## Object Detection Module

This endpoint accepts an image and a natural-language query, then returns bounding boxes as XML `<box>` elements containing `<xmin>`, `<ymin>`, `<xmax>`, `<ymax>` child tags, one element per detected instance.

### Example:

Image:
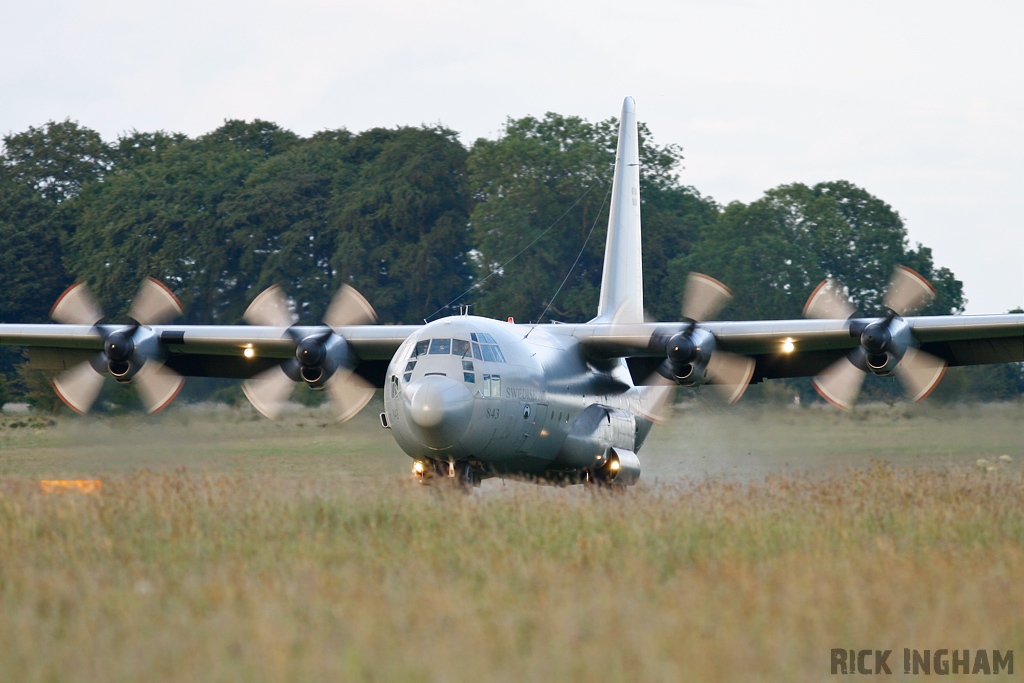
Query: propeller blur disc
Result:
<box><xmin>50</xmin><ymin>282</ymin><xmax>104</xmax><ymax>326</ymax></box>
<box><xmin>134</xmin><ymin>362</ymin><xmax>185</xmax><ymax>414</ymax></box>
<box><xmin>812</xmin><ymin>356</ymin><xmax>867</xmax><ymax>411</ymax></box>
<box><xmin>803</xmin><ymin>278</ymin><xmax>855</xmax><ymax>319</ymax></box>
<box><xmin>638</xmin><ymin>374</ymin><xmax>675</xmax><ymax>422</ymax></box>
<box><xmin>52</xmin><ymin>359</ymin><xmax>105</xmax><ymax>414</ymax></box>
<box><xmin>242</xmin><ymin>365</ymin><xmax>297</xmax><ymax>419</ymax></box>
<box><xmin>244</xmin><ymin>285</ymin><xmax>296</xmax><ymax>328</ymax></box>
<box><xmin>130</xmin><ymin>277</ymin><xmax>183</xmax><ymax>326</ymax></box>
<box><xmin>896</xmin><ymin>347</ymin><xmax>947</xmax><ymax>402</ymax></box>
<box><xmin>324</xmin><ymin>284</ymin><xmax>378</xmax><ymax>328</ymax></box>
<box><xmin>884</xmin><ymin>266</ymin><xmax>936</xmax><ymax>317</ymax></box>
<box><xmin>706</xmin><ymin>351</ymin><xmax>756</xmax><ymax>404</ymax></box>
<box><xmin>682</xmin><ymin>273</ymin><xmax>732</xmax><ymax>322</ymax></box>
<box><xmin>326</xmin><ymin>370</ymin><xmax>375</xmax><ymax>423</ymax></box>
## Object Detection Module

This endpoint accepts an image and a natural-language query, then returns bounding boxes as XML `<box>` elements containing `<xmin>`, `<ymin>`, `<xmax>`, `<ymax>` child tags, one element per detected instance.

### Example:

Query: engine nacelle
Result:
<box><xmin>101</xmin><ymin>325</ymin><xmax>162</xmax><ymax>383</ymax></box>
<box><xmin>596</xmin><ymin>447</ymin><xmax>641</xmax><ymax>486</ymax></box>
<box><xmin>658</xmin><ymin>327</ymin><xmax>717</xmax><ymax>386</ymax></box>
<box><xmin>852</xmin><ymin>316</ymin><xmax>913</xmax><ymax>377</ymax></box>
<box><xmin>553</xmin><ymin>405</ymin><xmax>638</xmax><ymax>472</ymax></box>
<box><xmin>293</xmin><ymin>332</ymin><xmax>356</xmax><ymax>389</ymax></box>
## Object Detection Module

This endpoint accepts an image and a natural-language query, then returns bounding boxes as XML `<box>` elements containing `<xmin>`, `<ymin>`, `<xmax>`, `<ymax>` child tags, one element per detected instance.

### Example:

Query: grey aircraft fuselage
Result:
<box><xmin>383</xmin><ymin>315</ymin><xmax>654</xmax><ymax>482</ymax></box>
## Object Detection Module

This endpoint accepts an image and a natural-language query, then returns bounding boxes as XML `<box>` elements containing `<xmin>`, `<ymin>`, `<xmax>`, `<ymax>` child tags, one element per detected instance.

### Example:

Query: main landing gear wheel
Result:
<box><xmin>583</xmin><ymin>470</ymin><xmax>626</xmax><ymax>492</ymax></box>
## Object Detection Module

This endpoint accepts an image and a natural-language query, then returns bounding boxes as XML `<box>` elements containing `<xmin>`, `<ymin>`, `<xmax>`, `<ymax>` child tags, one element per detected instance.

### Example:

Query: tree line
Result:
<box><xmin>0</xmin><ymin>113</ymin><xmax>1019</xmax><ymax>405</ymax></box>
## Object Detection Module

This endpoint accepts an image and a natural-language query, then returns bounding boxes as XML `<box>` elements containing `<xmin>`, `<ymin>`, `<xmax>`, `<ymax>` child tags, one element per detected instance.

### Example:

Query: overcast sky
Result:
<box><xmin>3</xmin><ymin>0</ymin><xmax>1021</xmax><ymax>314</ymax></box>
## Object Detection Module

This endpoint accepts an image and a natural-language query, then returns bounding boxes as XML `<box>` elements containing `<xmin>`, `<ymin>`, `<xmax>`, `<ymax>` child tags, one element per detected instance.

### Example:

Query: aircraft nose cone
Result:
<box><xmin>407</xmin><ymin>375</ymin><xmax>473</xmax><ymax>449</ymax></box>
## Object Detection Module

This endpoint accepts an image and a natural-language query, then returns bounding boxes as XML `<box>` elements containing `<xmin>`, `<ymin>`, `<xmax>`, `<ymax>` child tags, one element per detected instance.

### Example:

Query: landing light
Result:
<box><xmin>243</xmin><ymin>345</ymin><xmax>255</xmax><ymax>358</ymax></box>
<box><xmin>413</xmin><ymin>461</ymin><xmax>425</xmax><ymax>474</ymax></box>
<box><xmin>610</xmin><ymin>460</ymin><xmax>620</xmax><ymax>471</ymax></box>
<box><xmin>782</xmin><ymin>338</ymin><xmax>795</xmax><ymax>353</ymax></box>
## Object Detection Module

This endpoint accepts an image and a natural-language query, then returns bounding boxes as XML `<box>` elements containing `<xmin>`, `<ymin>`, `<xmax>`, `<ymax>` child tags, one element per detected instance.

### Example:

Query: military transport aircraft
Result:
<box><xmin>2</xmin><ymin>98</ymin><xmax>1022</xmax><ymax>487</ymax></box>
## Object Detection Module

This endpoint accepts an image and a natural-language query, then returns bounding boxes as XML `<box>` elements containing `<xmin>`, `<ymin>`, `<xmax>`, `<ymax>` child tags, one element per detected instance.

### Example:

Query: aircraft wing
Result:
<box><xmin>0</xmin><ymin>323</ymin><xmax>421</xmax><ymax>384</ymax></box>
<box><xmin>573</xmin><ymin>313</ymin><xmax>1024</xmax><ymax>382</ymax></box>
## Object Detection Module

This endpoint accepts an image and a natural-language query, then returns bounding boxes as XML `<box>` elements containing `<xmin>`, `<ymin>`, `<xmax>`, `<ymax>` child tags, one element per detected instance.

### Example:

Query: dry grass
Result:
<box><xmin>0</xmin><ymin>400</ymin><xmax>1021</xmax><ymax>681</ymax></box>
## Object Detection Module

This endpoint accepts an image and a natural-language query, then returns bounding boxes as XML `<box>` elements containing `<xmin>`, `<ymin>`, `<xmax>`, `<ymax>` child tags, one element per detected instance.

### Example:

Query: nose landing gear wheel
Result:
<box><xmin>412</xmin><ymin>459</ymin><xmax>478</xmax><ymax>489</ymax></box>
<box><xmin>411</xmin><ymin>459</ymin><xmax>448</xmax><ymax>483</ymax></box>
<box><xmin>453</xmin><ymin>461</ymin><xmax>475</xmax><ymax>489</ymax></box>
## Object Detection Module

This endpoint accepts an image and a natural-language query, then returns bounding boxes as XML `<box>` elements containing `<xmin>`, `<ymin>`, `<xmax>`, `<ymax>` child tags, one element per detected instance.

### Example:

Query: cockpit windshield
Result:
<box><xmin>412</xmin><ymin>335</ymin><xmax>506</xmax><ymax>362</ymax></box>
<box><xmin>428</xmin><ymin>338</ymin><xmax>451</xmax><ymax>354</ymax></box>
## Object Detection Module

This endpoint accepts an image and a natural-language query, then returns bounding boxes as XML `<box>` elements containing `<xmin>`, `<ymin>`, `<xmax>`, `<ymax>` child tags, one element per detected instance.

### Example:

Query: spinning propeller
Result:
<box><xmin>803</xmin><ymin>266</ymin><xmax>947</xmax><ymax>410</ymax></box>
<box><xmin>49</xmin><ymin>278</ymin><xmax>185</xmax><ymax>414</ymax></box>
<box><xmin>642</xmin><ymin>273</ymin><xmax>755</xmax><ymax>420</ymax></box>
<box><xmin>241</xmin><ymin>284</ymin><xmax>376</xmax><ymax>421</ymax></box>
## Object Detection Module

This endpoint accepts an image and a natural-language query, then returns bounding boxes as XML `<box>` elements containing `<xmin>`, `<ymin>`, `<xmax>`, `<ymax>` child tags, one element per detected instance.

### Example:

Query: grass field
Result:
<box><xmin>1</xmin><ymin>399</ymin><xmax>1022</xmax><ymax>681</ymax></box>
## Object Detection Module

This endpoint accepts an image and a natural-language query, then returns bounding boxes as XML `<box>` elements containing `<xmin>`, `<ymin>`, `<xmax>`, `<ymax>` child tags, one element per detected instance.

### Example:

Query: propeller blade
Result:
<box><xmin>244</xmin><ymin>285</ymin><xmax>296</xmax><ymax>328</ymax></box>
<box><xmin>896</xmin><ymin>347</ymin><xmax>947</xmax><ymax>402</ymax></box>
<box><xmin>242</xmin><ymin>365</ymin><xmax>297</xmax><ymax>419</ymax></box>
<box><xmin>884</xmin><ymin>266</ymin><xmax>935</xmax><ymax>317</ymax></box>
<box><xmin>812</xmin><ymin>356</ymin><xmax>866</xmax><ymax>411</ymax></box>
<box><xmin>52</xmin><ymin>359</ymin><xmax>105</xmax><ymax>414</ymax></box>
<box><xmin>134</xmin><ymin>362</ymin><xmax>185</xmax><ymax>414</ymax></box>
<box><xmin>324</xmin><ymin>284</ymin><xmax>378</xmax><ymax>328</ymax></box>
<box><xmin>682</xmin><ymin>273</ymin><xmax>732</xmax><ymax>322</ymax></box>
<box><xmin>326</xmin><ymin>370</ymin><xmax>375</xmax><ymax>423</ymax></box>
<box><xmin>638</xmin><ymin>373</ymin><xmax>675</xmax><ymax>422</ymax></box>
<box><xmin>50</xmin><ymin>282</ymin><xmax>104</xmax><ymax>326</ymax></box>
<box><xmin>705</xmin><ymin>351</ymin><xmax>755</xmax><ymax>404</ymax></box>
<box><xmin>803</xmin><ymin>278</ymin><xmax>855</xmax><ymax>319</ymax></box>
<box><xmin>129</xmin><ymin>277</ymin><xmax>183</xmax><ymax>326</ymax></box>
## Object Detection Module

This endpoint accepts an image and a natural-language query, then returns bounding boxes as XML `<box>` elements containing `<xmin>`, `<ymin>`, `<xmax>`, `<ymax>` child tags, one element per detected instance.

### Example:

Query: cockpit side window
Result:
<box><xmin>414</xmin><ymin>340</ymin><xmax>429</xmax><ymax>357</ymax></box>
<box><xmin>452</xmin><ymin>339</ymin><xmax>471</xmax><ymax>357</ymax></box>
<box><xmin>470</xmin><ymin>333</ymin><xmax>505</xmax><ymax>363</ymax></box>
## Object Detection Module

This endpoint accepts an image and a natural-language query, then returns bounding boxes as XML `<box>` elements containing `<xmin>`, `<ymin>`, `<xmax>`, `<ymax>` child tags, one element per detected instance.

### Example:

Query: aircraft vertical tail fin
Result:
<box><xmin>595</xmin><ymin>97</ymin><xmax>644</xmax><ymax>324</ymax></box>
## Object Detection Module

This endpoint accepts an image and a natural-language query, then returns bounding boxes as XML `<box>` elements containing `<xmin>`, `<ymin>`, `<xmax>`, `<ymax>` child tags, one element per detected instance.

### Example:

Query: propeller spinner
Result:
<box><xmin>241</xmin><ymin>284</ymin><xmax>376</xmax><ymax>422</ymax></box>
<box><xmin>49</xmin><ymin>278</ymin><xmax>185</xmax><ymax>414</ymax></box>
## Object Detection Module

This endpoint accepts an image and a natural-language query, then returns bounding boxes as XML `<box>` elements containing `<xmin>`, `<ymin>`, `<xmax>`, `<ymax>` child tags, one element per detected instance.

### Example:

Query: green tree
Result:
<box><xmin>676</xmin><ymin>181</ymin><xmax>965</xmax><ymax>321</ymax></box>
<box><xmin>0</xmin><ymin>171</ymin><xmax>69</xmax><ymax>324</ymax></box>
<box><xmin>112</xmin><ymin>130</ymin><xmax>189</xmax><ymax>170</ymax></box>
<box><xmin>327</xmin><ymin>126</ymin><xmax>473</xmax><ymax>324</ymax></box>
<box><xmin>2</xmin><ymin>120</ymin><xmax>110</xmax><ymax>204</ymax></box>
<box><xmin>66</xmin><ymin>121</ymin><xmax>299</xmax><ymax>323</ymax></box>
<box><xmin>0</xmin><ymin>131</ymin><xmax>80</xmax><ymax>397</ymax></box>
<box><xmin>467</xmin><ymin>112</ymin><xmax>714</xmax><ymax>323</ymax></box>
<box><xmin>220</xmin><ymin>129</ymin><xmax>356</xmax><ymax>322</ymax></box>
